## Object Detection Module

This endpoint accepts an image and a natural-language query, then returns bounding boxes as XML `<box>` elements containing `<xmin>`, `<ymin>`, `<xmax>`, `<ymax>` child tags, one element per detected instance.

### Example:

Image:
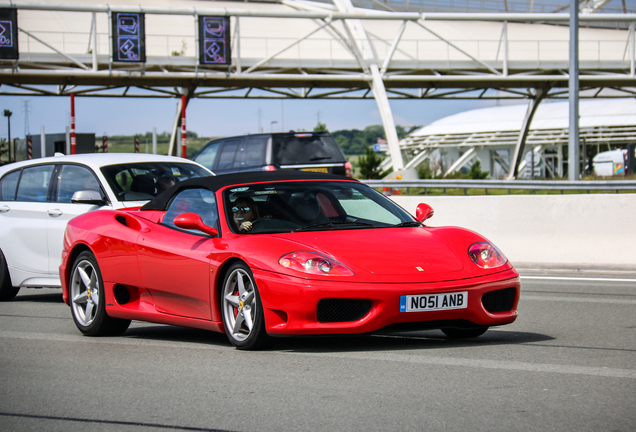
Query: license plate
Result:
<box><xmin>400</xmin><ymin>292</ymin><xmax>468</xmax><ymax>313</ymax></box>
<box><xmin>301</xmin><ymin>167</ymin><xmax>328</xmax><ymax>173</ymax></box>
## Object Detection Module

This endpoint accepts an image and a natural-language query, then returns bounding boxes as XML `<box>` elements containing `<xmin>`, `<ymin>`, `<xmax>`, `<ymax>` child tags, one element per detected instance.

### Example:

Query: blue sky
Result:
<box><xmin>0</xmin><ymin>94</ymin><xmax>507</xmax><ymax>140</ymax></box>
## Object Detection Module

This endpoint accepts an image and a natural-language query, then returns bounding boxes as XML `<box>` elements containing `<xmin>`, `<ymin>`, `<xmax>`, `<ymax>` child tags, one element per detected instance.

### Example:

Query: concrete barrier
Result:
<box><xmin>390</xmin><ymin>194</ymin><xmax>636</xmax><ymax>271</ymax></box>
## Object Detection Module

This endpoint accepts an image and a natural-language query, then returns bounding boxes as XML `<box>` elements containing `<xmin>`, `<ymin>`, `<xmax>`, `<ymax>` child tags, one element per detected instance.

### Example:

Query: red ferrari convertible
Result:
<box><xmin>60</xmin><ymin>171</ymin><xmax>520</xmax><ymax>350</ymax></box>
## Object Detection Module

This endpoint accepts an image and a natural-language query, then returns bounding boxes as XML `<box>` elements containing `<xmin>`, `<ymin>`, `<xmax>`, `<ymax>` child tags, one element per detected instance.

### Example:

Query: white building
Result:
<box><xmin>400</xmin><ymin>99</ymin><xmax>636</xmax><ymax>178</ymax></box>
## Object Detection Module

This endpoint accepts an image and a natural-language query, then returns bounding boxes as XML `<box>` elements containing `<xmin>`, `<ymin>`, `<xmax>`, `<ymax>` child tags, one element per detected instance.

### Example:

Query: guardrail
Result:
<box><xmin>360</xmin><ymin>179</ymin><xmax>636</xmax><ymax>194</ymax></box>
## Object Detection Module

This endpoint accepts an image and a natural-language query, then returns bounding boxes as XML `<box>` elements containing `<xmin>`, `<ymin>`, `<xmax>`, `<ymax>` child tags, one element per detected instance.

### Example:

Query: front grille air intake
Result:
<box><xmin>481</xmin><ymin>287</ymin><xmax>517</xmax><ymax>313</ymax></box>
<box><xmin>317</xmin><ymin>299</ymin><xmax>372</xmax><ymax>323</ymax></box>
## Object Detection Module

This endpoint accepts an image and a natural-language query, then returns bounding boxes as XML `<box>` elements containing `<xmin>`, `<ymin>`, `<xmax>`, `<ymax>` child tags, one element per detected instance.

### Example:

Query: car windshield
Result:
<box><xmin>224</xmin><ymin>181</ymin><xmax>416</xmax><ymax>234</ymax></box>
<box><xmin>101</xmin><ymin>162</ymin><xmax>211</xmax><ymax>202</ymax></box>
<box><xmin>272</xmin><ymin>135</ymin><xmax>346</xmax><ymax>165</ymax></box>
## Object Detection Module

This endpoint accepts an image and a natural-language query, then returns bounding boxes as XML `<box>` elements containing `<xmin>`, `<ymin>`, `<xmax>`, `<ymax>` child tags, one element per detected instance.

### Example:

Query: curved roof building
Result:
<box><xmin>400</xmin><ymin>99</ymin><xmax>636</xmax><ymax>178</ymax></box>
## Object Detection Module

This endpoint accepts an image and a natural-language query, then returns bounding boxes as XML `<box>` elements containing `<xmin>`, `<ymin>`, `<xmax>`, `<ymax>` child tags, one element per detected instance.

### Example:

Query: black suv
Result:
<box><xmin>192</xmin><ymin>131</ymin><xmax>352</xmax><ymax>177</ymax></box>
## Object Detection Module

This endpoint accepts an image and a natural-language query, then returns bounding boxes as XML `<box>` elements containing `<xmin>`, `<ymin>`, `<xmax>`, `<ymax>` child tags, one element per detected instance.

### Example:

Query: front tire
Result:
<box><xmin>442</xmin><ymin>327</ymin><xmax>489</xmax><ymax>339</ymax></box>
<box><xmin>221</xmin><ymin>262</ymin><xmax>271</xmax><ymax>350</ymax></box>
<box><xmin>70</xmin><ymin>251</ymin><xmax>130</xmax><ymax>336</ymax></box>
<box><xmin>0</xmin><ymin>249</ymin><xmax>20</xmax><ymax>301</ymax></box>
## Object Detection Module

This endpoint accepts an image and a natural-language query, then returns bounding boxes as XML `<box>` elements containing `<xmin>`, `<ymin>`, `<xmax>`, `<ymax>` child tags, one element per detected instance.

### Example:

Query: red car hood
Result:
<box><xmin>270</xmin><ymin>227</ymin><xmax>466</xmax><ymax>281</ymax></box>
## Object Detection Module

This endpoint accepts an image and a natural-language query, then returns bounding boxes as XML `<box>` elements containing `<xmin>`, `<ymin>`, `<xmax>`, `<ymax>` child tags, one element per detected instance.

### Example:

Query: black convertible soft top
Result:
<box><xmin>140</xmin><ymin>170</ymin><xmax>359</xmax><ymax>211</ymax></box>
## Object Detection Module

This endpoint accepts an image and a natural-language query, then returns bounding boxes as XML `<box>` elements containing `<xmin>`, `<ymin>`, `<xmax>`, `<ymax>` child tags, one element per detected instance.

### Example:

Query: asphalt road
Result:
<box><xmin>1</xmin><ymin>272</ymin><xmax>635</xmax><ymax>432</ymax></box>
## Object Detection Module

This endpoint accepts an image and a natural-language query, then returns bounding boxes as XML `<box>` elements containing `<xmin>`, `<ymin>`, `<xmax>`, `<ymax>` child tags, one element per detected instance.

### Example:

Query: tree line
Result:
<box><xmin>326</xmin><ymin>124</ymin><xmax>419</xmax><ymax>156</ymax></box>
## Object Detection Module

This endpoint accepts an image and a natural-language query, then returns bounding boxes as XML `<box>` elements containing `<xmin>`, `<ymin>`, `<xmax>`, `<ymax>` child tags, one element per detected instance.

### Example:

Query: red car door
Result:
<box><xmin>137</xmin><ymin>224</ymin><xmax>214</xmax><ymax>321</ymax></box>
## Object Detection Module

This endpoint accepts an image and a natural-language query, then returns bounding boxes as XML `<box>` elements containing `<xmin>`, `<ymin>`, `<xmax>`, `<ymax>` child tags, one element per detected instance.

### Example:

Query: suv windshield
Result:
<box><xmin>101</xmin><ymin>162</ymin><xmax>210</xmax><ymax>201</ymax></box>
<box><xmin>224</xmin><ymin>181</ymin><xmax>415</xmax><ymax>234</ymax></box>
<box><xmin>272</xmin><ymin>134</ymin><xmax>346</xmax><ymax>165</ymax></box>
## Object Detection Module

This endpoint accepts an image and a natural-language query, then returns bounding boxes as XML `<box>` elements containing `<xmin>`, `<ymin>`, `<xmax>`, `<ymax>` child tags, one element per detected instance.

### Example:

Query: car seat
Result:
<box><xmin>130</xmin><ymin>174</ymin><xmax>156</xmax><ymax>195</ymax></box>
<box><xmin>290</xmin><ymin>191</ymin><xmax>329</xmax><ymax>225</ymax></box>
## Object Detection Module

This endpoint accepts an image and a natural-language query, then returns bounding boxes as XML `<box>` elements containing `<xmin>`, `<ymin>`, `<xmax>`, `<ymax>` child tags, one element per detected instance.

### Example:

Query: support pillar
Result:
<box><xmin>40</xmin><ymin>126</ymin><xmax>45</xmax><ymax>158</ymax></box>
<box><xmin>152</xmin><ymin>127</ymin><xmax>157</xmax><ymax>155</ymax></box>
<box><xmin>445</xmin><ymin>147</ymin><xmax>480</xmax><ymax>176</ymax></box>
<box><xmin>181</xmin><ymin>94</ymin><xmax>187</xmax><ymax>158</ymax></box>
<box><xmin>65</xmin><ymin>126</ymin><xmax>70</xmax><ymax>155</ymax></box>
<box><xmin>370</xmin><ymin>65</ymin><xmax>404</xmax><ymax>170</ymax></box>
<box><xmin>168</xmin><ymin>99</ymin><xmax>182</xmax><ymax>157</ymax></box>
<box><xmin>168</xmin><ymin>90</ymin><xmax>194</xmax><ymax>157</ymax></box>
<box><xmin>568</xmin><ymin>1</ymin><xmax>580</xmax><ymax>180</ymax></box>
<box><xmin>70</xmin><ymin>93</ymin><xmax>76</xmax><ymax>154</ymax></box>
<box><xmin>91</xmin><ymin>12</ymin><xmax>98</xmax><ymax>72</ymax></box>
<box><xmin>332</xmin><ymin>0</ymin><xmax>404</xmax><ymax>172</ymax></box>
<box><xmin>507</xmin><ymin>88</ymin><xmax>546</xmax><ymax>179</ymax></box>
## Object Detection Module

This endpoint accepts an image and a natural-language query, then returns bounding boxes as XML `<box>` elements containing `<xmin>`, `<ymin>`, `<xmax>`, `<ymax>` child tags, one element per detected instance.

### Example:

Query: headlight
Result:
<box><xmin>468</xmin><ymin>242</ymin><xmax>507</xmax><ymax>269</ymax></box>
<box><xmin>279</xmin><ymin>251</ymin><xmax>354</xmax><ymax>276</ymax></box>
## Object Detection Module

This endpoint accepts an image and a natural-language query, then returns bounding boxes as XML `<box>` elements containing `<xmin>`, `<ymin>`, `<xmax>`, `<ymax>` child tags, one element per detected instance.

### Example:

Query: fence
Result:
<box><xmin>361</xmin><ymin>179</ymin><xmax>636</xmax><ymax>194</ymax></box>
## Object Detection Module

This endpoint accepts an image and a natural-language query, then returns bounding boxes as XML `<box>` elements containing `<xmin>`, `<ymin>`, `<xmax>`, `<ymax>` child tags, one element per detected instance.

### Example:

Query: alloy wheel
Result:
<box><xmin>222</xmin><ymin>267</ymin><xmax>256</xmax><ymax>342</ymax></box>
<box><xmin>71</xmin><ymin>259</ymin><xmax>100</xmax><ymax>327</ymax></box>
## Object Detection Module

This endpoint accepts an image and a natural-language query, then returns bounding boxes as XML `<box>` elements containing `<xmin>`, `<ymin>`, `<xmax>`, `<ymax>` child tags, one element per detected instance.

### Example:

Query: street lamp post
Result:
<box><xmin>271</xmin><ymin>121</ymin><xmax>278</xmax><ymax>132</ymax></box>
<box><xmin>3</xmin><ymin>110</ymin><xmax>12</xmax><ymax>163</ymax></box>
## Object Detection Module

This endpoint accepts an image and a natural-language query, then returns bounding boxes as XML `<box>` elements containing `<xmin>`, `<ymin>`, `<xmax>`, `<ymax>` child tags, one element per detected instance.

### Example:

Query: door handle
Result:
<box><xmin>47</xmin><ymin>209</ymin><xmax>63</xmax><ymax>216</ymax></box>
<box><xmin>0</xmin><ymin>205</ymin><xmax>9</xmax><ymax>213</ymax></box>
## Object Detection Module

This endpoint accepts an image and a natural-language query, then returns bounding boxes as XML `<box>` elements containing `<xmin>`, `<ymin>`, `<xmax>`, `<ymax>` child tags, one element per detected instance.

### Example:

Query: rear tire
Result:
<box><xmin>69</xmin><ymin>251</ymin><xmax>130</xmax><ymax>336</ymax></box>
<box><xmin>0</xmin><ymin>249</ymin><xmax>20</xmax><ymax>301</ymax></box>
<box><xmin>441</xmin><ymin>327</ymin><xmax>489</xmax><ymax>339</ymax></box>
<box><xmin>221</xmin><ymin>262</ymin><xmax>271</xmax><ymax>350</ymax></box>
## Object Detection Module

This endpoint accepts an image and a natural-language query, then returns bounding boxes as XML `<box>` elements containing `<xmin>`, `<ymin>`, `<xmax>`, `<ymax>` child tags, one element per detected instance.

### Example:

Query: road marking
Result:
<box><xmin>1</xmin><ymin>330</ymin><xmax>634</xmax><ymax>380</ymax></box>
<box><xmin>521</xmin><ymin>294</ymin><xmax>636</xmax><ymax>304</ymax></box>
<box><xmin>288</xmin><ymin>351</ymin><xmax>636</xmax><ymax>379</ymax></box>
<box><xmin>521</xmin><ymin>276</ymin><xmax>636</xmax><ymax>283</ymax></box>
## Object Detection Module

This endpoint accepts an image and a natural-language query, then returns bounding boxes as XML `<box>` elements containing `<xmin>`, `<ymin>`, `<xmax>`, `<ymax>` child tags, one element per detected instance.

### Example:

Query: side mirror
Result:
<box><xmin>71</xmin><ymin>190</ymin><xmax>106</xmax><ymax>206</ymax></box>
<box><xmin>415</xmin><ymin>203</ymin><xmax>434</xmax><ymax>223</ymax></box>
<box><xmin>173</xmin><ymin>212</ymin><xmax>218</xmax><ymax>237</ymax></box>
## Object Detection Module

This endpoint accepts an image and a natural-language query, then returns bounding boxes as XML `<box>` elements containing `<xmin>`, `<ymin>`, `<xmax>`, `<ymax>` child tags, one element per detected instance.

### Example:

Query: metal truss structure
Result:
<box><xmin>1</xmin><ymin>1</ymin><xmax>636</xmax><ymax>175</ymax></box>
<box><xmin>397</xmin><ymin>123</ymin><xmax>636</xmax><ymax>179</ymax></box>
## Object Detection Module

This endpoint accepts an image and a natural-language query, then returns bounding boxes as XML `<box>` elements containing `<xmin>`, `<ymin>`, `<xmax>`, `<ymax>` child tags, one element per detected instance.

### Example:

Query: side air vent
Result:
<box><xmin>317</xmin><ymin>299</ymin><xmax>372</xmax><ymax>323</ymax></box>
<box><xmin>482</xmin><ymin>287</ymin><xmax>516</xmax><ymax>313</ymax></box>
<box><xmin>113</xmin><ymin>284</ymin><xmax>131</xmax><ymax>305</ymax></box>
<box><xmin>114</xmin><ymin>214</ymin><xmax>142</xmax><ymax>231</ymax></box>
<box><xmin>115</xmin><ymin>215</ymin><xmax>128</xmax><ymax>226</ymax></box>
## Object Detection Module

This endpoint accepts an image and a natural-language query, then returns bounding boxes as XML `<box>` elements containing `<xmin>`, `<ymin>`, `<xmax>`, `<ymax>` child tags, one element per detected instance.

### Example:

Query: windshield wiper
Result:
<box><xmin>295</xmin><ymin>221</ymin><xmax>374</xmax><ymax>232</ymax></box>
<box><xmin>309</xmin><ymin>156</ymin><xmax>333</xmax><ymax>161</ymax></box>
<box><xmin>393</xmin><ymin>221</ymin><xmax>422</xmax><ymax>227</ymax></box>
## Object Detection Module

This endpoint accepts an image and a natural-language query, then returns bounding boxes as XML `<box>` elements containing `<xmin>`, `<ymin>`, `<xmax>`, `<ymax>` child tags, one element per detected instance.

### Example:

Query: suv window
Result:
<box><xmin>0</xmin><ymin>170</ymin><xmax>20</xmax><ymax>201</ymax></box>
<box><xmin>194</xmin><ymin>141</ymin><xmax>220</xmax><ymax>171</ymax></box>
<box><xmin>272</xmin><ymin>135</ymin><xmax>345</xmax><ymax>165</ymax></box>
<box><xmin>217</xmin><ymin>139</ymin><xmax>241</xmax><ymax>170</ymax></box>
<box><xmin>235</xmin><ymin>136</ymin><xmax>268</xmax><ymax>169</ymax></box>
<box><xmin>16</xmin><ymin>165</ymin><xmax>54</xmax><ymax>202</ymax></box>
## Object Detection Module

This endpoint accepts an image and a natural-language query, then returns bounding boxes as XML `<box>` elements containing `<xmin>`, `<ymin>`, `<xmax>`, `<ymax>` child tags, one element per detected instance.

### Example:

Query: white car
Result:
<box><xmin>0</xmin><ymin>153</ymin><xmax>214</xmax><ymax>300</ymax></box>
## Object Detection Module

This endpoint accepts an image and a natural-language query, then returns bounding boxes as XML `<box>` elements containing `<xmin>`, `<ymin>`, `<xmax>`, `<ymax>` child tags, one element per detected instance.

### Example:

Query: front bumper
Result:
<box><xmin>254</xmin><ymin>268</ymin><xmax>520</xmax><ymax>336</ymax></box>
